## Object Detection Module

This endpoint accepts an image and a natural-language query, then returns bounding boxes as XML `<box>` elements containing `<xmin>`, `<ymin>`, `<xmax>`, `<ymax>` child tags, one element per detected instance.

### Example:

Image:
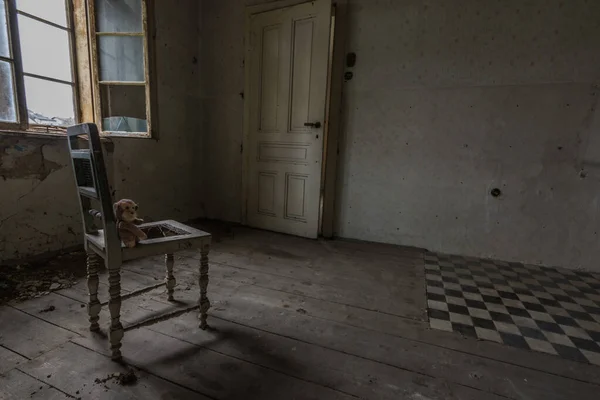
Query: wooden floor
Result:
<box><xmin>1</xmin><ymin>227</ymin><xmax>600</xmax><ymax>399</ymax></box>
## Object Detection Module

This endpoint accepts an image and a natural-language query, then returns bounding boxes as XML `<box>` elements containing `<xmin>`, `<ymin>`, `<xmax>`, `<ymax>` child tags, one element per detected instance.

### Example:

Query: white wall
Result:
<box><xmin>337</xmin><ymin>0</ymin><xmax>600</xmax><ymax>271</ymax></box>
<box><xmin>0</xmin><ymin>1</ymin><xmax>203</xmax><ymax>262</ymax></box>
<box><xmin>199</xmin><ymin>0</ymin><xmax>600</xmax><ymax>271</ymax></box>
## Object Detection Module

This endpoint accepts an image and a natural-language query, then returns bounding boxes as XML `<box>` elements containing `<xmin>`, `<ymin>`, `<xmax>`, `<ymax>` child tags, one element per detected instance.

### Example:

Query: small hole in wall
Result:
<box><xmin>491</xmin><ymin>188</ymin><xmax>502</xmax><ymax>197</ymax></box>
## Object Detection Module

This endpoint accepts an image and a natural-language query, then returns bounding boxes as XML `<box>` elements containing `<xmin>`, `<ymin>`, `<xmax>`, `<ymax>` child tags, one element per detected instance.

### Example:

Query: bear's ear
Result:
<box><xmin>113</xmin><ymin>201</ymin><xmax>121</xmax><ymax>218</ymax></box>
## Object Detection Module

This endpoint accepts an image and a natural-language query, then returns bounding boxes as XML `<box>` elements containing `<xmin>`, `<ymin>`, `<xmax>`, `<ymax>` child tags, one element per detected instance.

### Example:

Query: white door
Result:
<box><xmin>245</xmin><ymin>0</ymin><xmax>332</xmax><ymax>238</ymax></box>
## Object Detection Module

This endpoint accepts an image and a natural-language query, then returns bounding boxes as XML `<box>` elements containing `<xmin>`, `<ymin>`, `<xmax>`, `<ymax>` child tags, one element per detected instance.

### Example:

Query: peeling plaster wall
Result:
<box><xmin>0</xmin><ymin>137</ymin><xmax>81</xmax><ymax>260</ymax></box>
<box><xmin>0</xmin><ymin>0</ymin><xmax>203</xmax><ymax>262</ymax></box>
<box><xmin>200</xmin><ymin>0</ymin><xmax>600</xmax><ymax>271</ymax></box>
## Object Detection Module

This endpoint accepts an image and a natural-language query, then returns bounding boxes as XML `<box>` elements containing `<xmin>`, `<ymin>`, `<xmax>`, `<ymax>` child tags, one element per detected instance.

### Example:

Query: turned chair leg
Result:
<box><xmin>86</xmin><ymin>252</ymin><xmax>101</xmax><ymax>332</ymax></box>
<box><xmin>165</xmin><ymin>253</ymin><xmax>176</xmax><ymax>301</ymax></box>
<box><xmin>199</xmin><ymin>244</ymin><xmax>210</xmax><ymax>329</ymax></box>
<box><xmin>108</xmin><ymin>262</ymin><xmax>124</xmax><ymax>361</ymax></box>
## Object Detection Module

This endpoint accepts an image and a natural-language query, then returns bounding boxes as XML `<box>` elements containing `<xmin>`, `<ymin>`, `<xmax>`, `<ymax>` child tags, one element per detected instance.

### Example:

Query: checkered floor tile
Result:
<box><xmin>425</xmin><ymin>252</ymin><xmax>600</xmax><ymax>366</ymax></box>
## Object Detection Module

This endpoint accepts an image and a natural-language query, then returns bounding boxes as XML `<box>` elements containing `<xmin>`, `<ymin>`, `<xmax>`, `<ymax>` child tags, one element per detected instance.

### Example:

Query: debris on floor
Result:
<box><xmin>116</xmin><ymin>369</ymin><xmax>138</xmax><ymax>385</ymax></box>
<box><xmin>94</xmin><ymin>368</ymin><xmax>138</xmax><ymax>387</ymax></box>
<box><xmin>0</xmin><ymin>250</ymin><xmax>86</xmax><ymax>305</ymax></box>
<box><xmin>39</xmin><ymin>305</ymin><xmax>56</xmax><ymax>313</ymax></box>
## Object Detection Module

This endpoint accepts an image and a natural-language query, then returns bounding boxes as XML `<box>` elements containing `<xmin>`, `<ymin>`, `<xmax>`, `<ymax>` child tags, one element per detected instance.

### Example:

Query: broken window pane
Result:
<box><xmin>0</xmin><ymin>0</ymin><xmax>9</xmax><ymax>58</ymax></box>
<box><xmin>95</xmin><ymin>0</ymin><xmax>142</xmax><ymax>33</ymax></box>
<box><xmin>100</xmin><ymin>84</ymin><xmax>146</xmax><ymax>132</ymax></box>
<box><xmin>25</xmin><ymin>76</ymin><xmax>75</xmax><ymax>126</ymax></box>
<box><xmin>98</xmin><ymin>35</ymin><xmax>144</xmax><ymax>82</ymax></box>
<box><xmin>16</xmin><ymin>0</ymin><xmax>67</xmax><ymax>27</ymax></box>
<box><xmin>0</xmin><ymin>60</ymin><xmax>17</xmax><ymax>122</ymax></box>
<box><xmin>18</xmin><ymin>15</ymin><xmax>73</xmax><ymax>82</ymax></box>
<box><xmin>102</xmin><ymin>115</ymin><xmax>147</xmax><ymax>133</ymax></box>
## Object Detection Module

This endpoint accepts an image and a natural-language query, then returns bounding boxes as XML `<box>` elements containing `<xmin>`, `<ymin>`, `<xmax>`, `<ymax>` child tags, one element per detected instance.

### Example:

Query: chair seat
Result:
<box><xmin>86</xmin><ymin>220</ymin><xmax>211</xmax><ymax>261</ymax></box>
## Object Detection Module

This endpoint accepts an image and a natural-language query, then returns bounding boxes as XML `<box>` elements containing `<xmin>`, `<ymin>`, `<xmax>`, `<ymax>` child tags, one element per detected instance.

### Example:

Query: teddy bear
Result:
<box><xmin>113</xmin><ymin>199</ymin><xmax>147</xmax><ymax>248</ymax></box>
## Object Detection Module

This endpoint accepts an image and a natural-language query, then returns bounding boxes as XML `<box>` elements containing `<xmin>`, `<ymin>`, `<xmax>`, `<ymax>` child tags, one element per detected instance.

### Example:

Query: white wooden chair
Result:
<box><xmin>66</xmin><ymin>123</ymin><xmax>211</xmax><ymax>361</ymax></box>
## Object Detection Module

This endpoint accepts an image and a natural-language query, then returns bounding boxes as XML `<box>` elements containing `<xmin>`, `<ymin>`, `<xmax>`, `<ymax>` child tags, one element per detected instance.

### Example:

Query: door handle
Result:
<box><xmin>304</xmin><ymin>121</ymin><xmax>321</xmax><ymax>129</ymax></box>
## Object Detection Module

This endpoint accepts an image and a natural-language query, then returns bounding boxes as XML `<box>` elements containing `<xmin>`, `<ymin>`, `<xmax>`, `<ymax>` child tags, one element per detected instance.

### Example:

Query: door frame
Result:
<box><xmin>241</xmin><ymin>0</ymin><xmax>347</xmax><ymax>238</ymax></box>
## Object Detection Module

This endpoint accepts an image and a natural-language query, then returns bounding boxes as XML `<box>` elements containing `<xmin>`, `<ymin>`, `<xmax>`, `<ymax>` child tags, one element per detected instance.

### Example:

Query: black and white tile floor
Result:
<box><xmin>425</xmin><ymin>252</ymin><xmax>600</xmax><ymax>366</ymax></box>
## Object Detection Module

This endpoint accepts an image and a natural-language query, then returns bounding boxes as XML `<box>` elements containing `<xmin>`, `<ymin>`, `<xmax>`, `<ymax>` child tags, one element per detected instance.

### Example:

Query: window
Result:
<box><xmin>0</xmin><ymin>0</ymin><xmax>77</xmax><ymax>131</ymax></box>
<box><xmin>0</xmin><ymin>0</ymin><xmax>156</xmax><ymax>137</ymax></box>
<box><xmin>89</xmin><ymin>0</ymin><xmax>154</xmax><ymax>136</ymax></box>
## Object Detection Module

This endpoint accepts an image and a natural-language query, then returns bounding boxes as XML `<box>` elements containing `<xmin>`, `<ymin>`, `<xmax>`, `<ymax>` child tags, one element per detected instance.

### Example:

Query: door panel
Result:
<box><xmin>259</xmin><ymin>25</ymin><xmax>280</xmax><ymax>131</ymax></box>
<box><xmin>289</xmin><ymin>18</ymin><xmax>314</xmax><ymax>131</ymax></box>
<box><xmin>246</xmin><ymin>0</ymin><xmax>331</xmax><ymax>238</ymax></box>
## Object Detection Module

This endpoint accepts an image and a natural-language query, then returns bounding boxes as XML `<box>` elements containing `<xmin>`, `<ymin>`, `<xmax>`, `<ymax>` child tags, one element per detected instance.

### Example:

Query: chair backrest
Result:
<box><xmin>66</xmin><ymin>123</ymin><xmax>121</xmax><ymax>259</ymax></box>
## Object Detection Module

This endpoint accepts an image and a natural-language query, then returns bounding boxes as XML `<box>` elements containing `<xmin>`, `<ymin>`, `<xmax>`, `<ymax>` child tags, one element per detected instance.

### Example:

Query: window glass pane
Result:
<box><xmin>100</xmin><ymin>84</ymin><xmax>146</xmax><ymax>132</ymax></box>
<box><xmin>0</xmin><ymin>60</ymin><xmax>17</xmax><ymax>122</ymax></box>
<box><xmin>95</xmin><ymin>0</ymin><xmax>142</xmax><ymax>33</ymax></box>
<box><xmin>0</xmin><ymin>0</ymin><xmax>10</xmax><ymax>58</ymax></box>
<box><xmin>98</xmin><ymin>35</ymin><xmax>144</xmax><ymax>81</ymax></box>
<box><xmin>18</xmin><ymin>15</ymin><xmax>73</xmax><ymax>82</ymax></box>
<box><xmin>103</xmin><ymin>116</ymin><xmax>147</xmax><ymax>133</ymax></box>
<box><xmin>16</xmin><ymin>0</ymin><xmax>67</xmax><ymax>27</ymax></box>
<box><xmin>25</xmin><ymin>76</ymin><xmax>75</xmax><ymax>126</ymax></box>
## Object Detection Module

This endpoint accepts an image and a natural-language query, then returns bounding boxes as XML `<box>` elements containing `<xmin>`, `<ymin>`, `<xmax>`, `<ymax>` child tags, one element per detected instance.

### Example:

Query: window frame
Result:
<box><xmin>0</xmin><ymin>0</ymin><xmax>80</xmax><ymax>133</ymax></box>
<box><xmin>87</xmin><ymin>0</ymin><xmax>157</xmax><ymax>138</ymax></box>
